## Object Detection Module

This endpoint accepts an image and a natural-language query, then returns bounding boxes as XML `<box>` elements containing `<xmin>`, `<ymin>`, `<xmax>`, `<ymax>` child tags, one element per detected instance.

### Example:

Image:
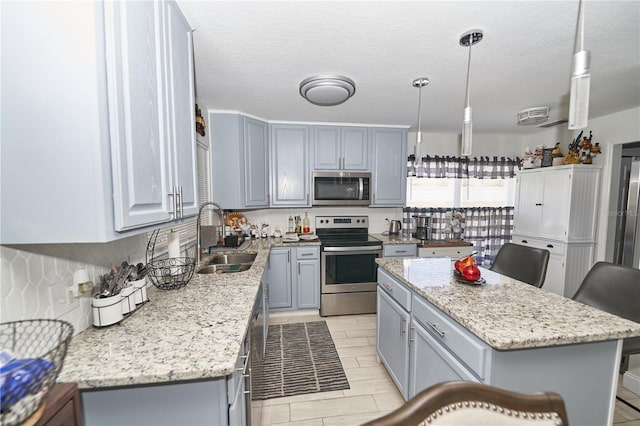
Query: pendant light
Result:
<box><xmin>568</xmin><ymin>0</ymin><xmax>590</xmax><ymax>129</ymax></box>
<box><xmin>412</xmin><ymin>77</ymin><xmax>429</xmax><ymax>158</ymax></box>
<box><xmin>459</xmin><ymin>29</ymin><xmax>483</xmax><ymax>157</ymax></box>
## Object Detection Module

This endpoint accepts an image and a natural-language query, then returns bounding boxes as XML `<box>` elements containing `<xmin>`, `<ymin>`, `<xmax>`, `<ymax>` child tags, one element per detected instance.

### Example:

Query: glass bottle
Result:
<box><xmin>295</xmin><ymin>216</ymin><xmax>302</xmax><ymax>235</ymax></box>
<box><xmin>288</xmin><ymin>216</ymin><xmax>294</xmax><ymax>233</ymax></box>
<box><xmin>302</xmin><ymin>212</ymin><xmax>310</xmax><ymax>234</ymax></box>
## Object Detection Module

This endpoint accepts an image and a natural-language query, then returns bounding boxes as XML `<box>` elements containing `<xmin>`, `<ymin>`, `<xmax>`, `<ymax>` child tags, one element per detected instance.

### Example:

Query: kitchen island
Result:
<box><xmin>375</xmin><ymin>257</ymin><xmax>640</xmax><ymax>425</ymax></box>
<box><xmin>57</xmin><ymin>238</ymin><xmax>319</xmax><ymax>426</ymax></box>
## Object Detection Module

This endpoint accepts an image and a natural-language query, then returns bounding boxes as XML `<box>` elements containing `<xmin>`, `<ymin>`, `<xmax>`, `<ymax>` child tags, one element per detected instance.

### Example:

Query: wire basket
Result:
<box><xmin>0</xmin><ymin>319</ymin><xmax>73</xmax><ymax>426</ymax></box>
<box><xmin>147</xmin><ymin>257</ymin><xmax>196</xmax><ymax>290</ymax></box>
<box><xmin>146</xmin><ymin>229</ymin><xmax>196</xmax><ymax>290</ymax></box>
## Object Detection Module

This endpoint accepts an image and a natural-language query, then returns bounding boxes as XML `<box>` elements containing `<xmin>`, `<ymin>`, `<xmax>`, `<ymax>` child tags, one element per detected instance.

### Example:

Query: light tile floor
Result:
<box><xmin>252</xmin><ymin>312</ymin><xmax>640</xmax><ymax>426</ymax></box>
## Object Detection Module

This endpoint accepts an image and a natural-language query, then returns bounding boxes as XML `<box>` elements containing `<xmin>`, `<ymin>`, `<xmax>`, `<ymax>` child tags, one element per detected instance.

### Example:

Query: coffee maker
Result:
<box><xmin>413</xmin><ymin>216</ymin><xmax>431</xmax><ymax>243</ymax></box>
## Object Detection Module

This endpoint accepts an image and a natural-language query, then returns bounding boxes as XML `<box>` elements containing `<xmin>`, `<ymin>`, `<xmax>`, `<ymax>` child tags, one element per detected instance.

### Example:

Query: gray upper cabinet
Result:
<box><xmin>370</xmin><ymin>128</ymin><xmax>408</xmax><ymax>207</ymax></box>
<box><xmin>313</xmin><ymin>126</ymin><xmax>369</xmax><ymax>171</ymax></box>
<box><xmin>270</xmin><ymin>124</ymin><xmax>311</xmax><ymax>206</ymax></box>
<box><xmin>109</xmin><ymin>0</ymin><xmax>197</xmax><ymax>230</ymax></box>
<box><xmin>209</xmin><ymin>114</ymin><xmax>269</xmax><ymax>209</ymax></box>
<box><xmin>0</xmin><ymin>1</ymin><xmax>195</xmax><ymax>243</ymax></box>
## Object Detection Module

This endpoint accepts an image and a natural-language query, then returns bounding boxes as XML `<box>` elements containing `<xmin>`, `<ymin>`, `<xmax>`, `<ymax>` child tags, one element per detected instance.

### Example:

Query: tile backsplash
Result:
<box><xmin>1</xmin><ymin>234</ymin><xmax>148</xmax><ymax>334</ymax></box>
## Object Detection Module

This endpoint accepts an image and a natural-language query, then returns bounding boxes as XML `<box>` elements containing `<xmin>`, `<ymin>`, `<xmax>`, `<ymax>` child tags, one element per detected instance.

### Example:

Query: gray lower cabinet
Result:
<box><xmin>370</xmin><ymin>128</ymin><xmax>408</xmax><ymax>207</ymax></box>
<box><xmin>209</xmin><ymin>113</ymin><xmax>269</xmax><ymax>209</ymax></box>
<box><xmin>376</xmin><ymin>287</ymin><xmax>410</xmax><ymax>400</ymax></box>
<box><xmin>382</xmin><ymin>243</ymin><xmax>417</xmax><ymax>258</ymax></box>
<box><xmin>296</xmin><ymin>247</ymin><xmax>320</xmax><ymax>309</ymax></box>
<box><xmin>268</xmin><ymin>248</ymin><xmax>293</xmax><ymax>309</ymax></box>
<box><xmin>270</xmin><ymin>124</ymin><xmax>311</xmax><ymax>206</ymax></box>
<box><xmin>269</xmin><ymin>246</ymin><xmax>320</xmax><ymax>310</ymax></box>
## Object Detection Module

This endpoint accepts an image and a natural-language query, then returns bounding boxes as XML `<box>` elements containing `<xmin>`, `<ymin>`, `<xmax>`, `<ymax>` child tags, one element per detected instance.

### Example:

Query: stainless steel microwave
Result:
<box><xmin>312</xmin><ymin>172</ymin><xmax>371</xmax><ymax>206</ymax></box>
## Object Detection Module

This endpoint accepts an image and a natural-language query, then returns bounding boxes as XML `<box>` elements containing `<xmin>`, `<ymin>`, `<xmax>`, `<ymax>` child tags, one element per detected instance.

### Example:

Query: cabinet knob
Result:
<box><xmin>521</xmin><ymin>240</ymin><xmax>528</xmax><ymax>244</ymax></box>
<box><xmin>546</xmin><ymin>244</ymin><xmax>554</xmax><ymax>248</ymax></box>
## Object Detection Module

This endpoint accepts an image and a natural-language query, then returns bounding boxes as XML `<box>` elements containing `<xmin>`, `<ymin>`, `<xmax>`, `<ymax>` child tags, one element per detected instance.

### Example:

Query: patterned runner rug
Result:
<box><xmin>251</xmin><ymin>321</ymin><xmax>350</xmax><ymax>400</ymax></box>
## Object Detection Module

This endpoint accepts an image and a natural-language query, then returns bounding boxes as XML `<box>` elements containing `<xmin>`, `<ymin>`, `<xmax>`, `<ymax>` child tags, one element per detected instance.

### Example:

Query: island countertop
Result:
<box><xmin>58</xmin><ymin>238</ymin><xmax>320</xmax><ymax>389</ymax></box>
<box><xmin>376</xmin><ymin>257</ymin><xmax>640</xmax><ymax>351</ymax></box>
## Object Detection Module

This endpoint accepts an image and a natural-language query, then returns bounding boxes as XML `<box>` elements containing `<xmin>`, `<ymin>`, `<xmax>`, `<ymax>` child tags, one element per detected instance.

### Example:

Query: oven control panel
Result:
<box><xmin>316</xmin><ymin>216</ymin><xmax>369</xmax><ymax>229</ymax></box>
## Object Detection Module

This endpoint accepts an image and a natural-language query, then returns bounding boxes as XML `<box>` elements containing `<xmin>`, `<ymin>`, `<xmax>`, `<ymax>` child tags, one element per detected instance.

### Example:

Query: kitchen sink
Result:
<box><xmin>208</xmin><ymin>253</ymin><xmax>257</xmax><ymax>265</ymax></box>
<box><xmin>197</xmin><ymin>252</ymin><xmax>257</xmax><ymax>274</ymax></box>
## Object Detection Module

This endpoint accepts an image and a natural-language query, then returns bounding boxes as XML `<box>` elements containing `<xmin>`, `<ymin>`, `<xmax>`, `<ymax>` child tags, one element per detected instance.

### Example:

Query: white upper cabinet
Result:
<box><xmin>209</xmin><ymin>113</ymin><xmax>269</xmax><ymax>209</ymax></box>
<box><xmin>313</xmin><ymin>126</ymin><xmax>369</xmax><ymax>171</ymax></box>
<box><xmin>370</xmin><ymin>128</ymin><xmax>408</xmax><ymax>207</ymax></box>
<box><xmin>0</xmin><ymin>1</ymin><xmax>195</xmax><ymax>243</ymax></box>
<box><xmin>513</xmin><ymin>165</ymin><xmax>601</xmax><ymax>242</ymax></box>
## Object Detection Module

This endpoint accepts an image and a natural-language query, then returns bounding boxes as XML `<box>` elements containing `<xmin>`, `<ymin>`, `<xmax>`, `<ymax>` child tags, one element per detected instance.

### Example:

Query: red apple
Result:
<box><xmin>462</xmin><ymin>265</ymin><xmax>481</xmax><ymax>282</ymax></box>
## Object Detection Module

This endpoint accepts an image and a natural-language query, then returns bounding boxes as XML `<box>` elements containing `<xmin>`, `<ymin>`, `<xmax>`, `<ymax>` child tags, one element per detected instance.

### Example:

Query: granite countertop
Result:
<box><xmin>58</xmin><ymin>238</ymin><xmax>320</xmax><ymax>389</ymax></box>
<box><xmin>376</xmin><ymin>257</ymin><xmax>640</xmax><ymax>351</ymax></box>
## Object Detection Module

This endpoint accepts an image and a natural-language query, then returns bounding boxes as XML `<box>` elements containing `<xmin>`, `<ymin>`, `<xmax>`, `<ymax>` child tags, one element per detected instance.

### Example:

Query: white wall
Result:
<box><xmin>409</xmin><ymin>131</ymin><xmax>527</xmax><ymax>158</ymax></box>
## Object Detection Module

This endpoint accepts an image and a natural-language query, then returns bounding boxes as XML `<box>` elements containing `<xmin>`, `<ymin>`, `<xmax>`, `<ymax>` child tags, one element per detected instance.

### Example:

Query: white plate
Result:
<box><xmin>299</xmin><ymin>234</ymin><xmax>318</xmax><ymax>241</ymax></box>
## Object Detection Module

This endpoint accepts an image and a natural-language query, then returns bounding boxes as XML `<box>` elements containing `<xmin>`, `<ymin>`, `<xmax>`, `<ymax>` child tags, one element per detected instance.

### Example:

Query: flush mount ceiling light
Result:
<box><xmin>459</xmin><ymin>29</ymin><xmax>483</xmax><ymax>157</ymax></box>
<box><xmin>517</xmin><ymin>107</ymin><xmax>550</xmax><ymax>125</ymax></box>
<box><xmin>299</xmin><ymin>74</ymin><xmax>356</xmax><ymax>106</ymax></box>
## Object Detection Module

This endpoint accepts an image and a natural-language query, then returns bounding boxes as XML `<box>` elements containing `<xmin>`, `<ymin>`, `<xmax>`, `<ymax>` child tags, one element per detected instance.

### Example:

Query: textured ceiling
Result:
<box><xmin>178</xmin><ymin>1</ymin><xmax>640</xmax><ymax>134</ymax></box>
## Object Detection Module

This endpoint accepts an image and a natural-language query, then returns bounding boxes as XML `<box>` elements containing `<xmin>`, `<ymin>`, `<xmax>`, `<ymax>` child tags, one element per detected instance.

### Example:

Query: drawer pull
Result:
<box><xmin>383</xmin><ymin>283</ymin><xmax>393</xmax><ymax>293</ymax></box>
<box><xmin>409</xmin><ymin>326</ymin><xmax>415</xmax><ymax>345</ymax></box>
<box><xmin>427</xmin><ymin>321</ymin><xmax>446</xmax><ymax>338</ymax></box>
<box><xmin>396</xmin><ymin>250</ymin><xmax>407</xmax><ymax>254</ymax></box>
<box><xmin>300</xmin><ymin>253</ymin><xmax>314</xmax><ymax>256</ymax></box>
<box><xmin>535</xmin><ymin>203</ymin><xmax>543</xmax><ymax>206</ymax></box>
<box><xmin>521</xmin><ymin>240</ymin><xmax>528</xmax><ymax>244</ymax></box>
<box><xmin>546</xmin><ymin>244</ymin><xmax>554</xmax><ymax>248</ymax></box>
<box><xmin>400</xmin><ymin>317</ymin><xmax>406</xmax><ymax>335</ymax></box>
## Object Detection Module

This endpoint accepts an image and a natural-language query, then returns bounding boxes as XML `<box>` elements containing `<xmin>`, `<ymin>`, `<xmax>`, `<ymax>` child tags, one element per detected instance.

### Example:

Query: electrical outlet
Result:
<box><xmin>49</xmin><ymin>281</ymin><xmax>79</xmax><ymax>318</ymax></box>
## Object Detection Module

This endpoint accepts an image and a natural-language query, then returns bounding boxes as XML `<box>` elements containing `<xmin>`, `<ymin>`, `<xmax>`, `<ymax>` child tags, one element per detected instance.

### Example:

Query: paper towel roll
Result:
<box><xmin>168</xmin><ymin>230</ymin><xmax>181</xmax><ymax>259</ymax></box>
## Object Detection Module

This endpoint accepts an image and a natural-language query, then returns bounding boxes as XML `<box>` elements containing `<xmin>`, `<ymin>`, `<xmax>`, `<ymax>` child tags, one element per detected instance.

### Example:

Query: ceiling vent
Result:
<box><xmin>538</xmin><ymin>119</ymin><xmax>569</xmax><ymax>128</ymax></box>
<box><xmin>517</xmin><ymin>107</ymin><xmax>550</xmax><ymax>125</ymax></box>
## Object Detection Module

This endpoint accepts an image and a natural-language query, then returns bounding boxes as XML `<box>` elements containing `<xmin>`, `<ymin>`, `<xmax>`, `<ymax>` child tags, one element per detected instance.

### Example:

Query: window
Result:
<box><xmin>407</xmin><ymin>177</ymin><xmax>515</xmax><ymax>208</ymax></box>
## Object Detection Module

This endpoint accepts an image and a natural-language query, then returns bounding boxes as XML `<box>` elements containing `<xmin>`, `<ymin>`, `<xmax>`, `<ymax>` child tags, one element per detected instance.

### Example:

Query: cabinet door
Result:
<box><xmin>106</xmin><ymin>0</ymin><xmax>172</xmax><ymax>230</ymax></box>
<box><xmin>341</xmin><ymin>127</ymin><xmax>369</xmax><ymax>170</ymax></box>
<box><xmin>164</xmin><ymin>1</ymin><xmax>198</xmax><ymax>218</ymax></box>
<box><xmin>513</xmin><ymin>173</ymin><xmax>542</xmax><ymax>236</ymax></box>
<box><xmin>370</xmin><ymin>128</ymin><xmax>407</xmax><ymax>206</ymax></box>
<box><xmin>377</xmin><ymin>287</ymin><xmax>410</xmax><ymax>400</ymax></box>
<box><xmin>243</xmin><ymin>117</ymin><xmax>269</xmax><ymax>207</ymax></box>
<box><xmin>270</xmin><ymin>125</ymin><xmax>310</xmax><ymax>206</ymax></box>
<box><xmin>409</xmin><ymin>321</ymin><xmax>478</xmax><ymax>399</ymax></box>
<box><xmin>296</xmin><ymin>259</ymin><xmax>320</xmax><ymax>309</ymax></box>
<box><xmin>539</xmin><ymin>169</ymin><xmax>571</xmax><ymax>240</ymax></box>
<box><xmin>544</xmin><ymin>252</ymin><xmax>565</xmax><ymax>296</ymax></box>
<box><xmin>269</xmin><ymin>249</ymin><xmax>292</xmax><ymax>308</ymax></box>
<box><xmin>313</xmin><ymin>126</ymin><xmax>341</xmax><ymax>170</ymax></box>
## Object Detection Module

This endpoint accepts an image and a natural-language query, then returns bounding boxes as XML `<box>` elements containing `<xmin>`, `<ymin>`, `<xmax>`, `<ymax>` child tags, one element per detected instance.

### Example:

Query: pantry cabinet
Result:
<box><xmin>0</xmin><ymin>1</ymin><xmax>196</xmax><ymax>243</ymax></box>
<box><xmin>312</xmin><ymin>126</ymin><xmax>369</xmax><ymax>171</ymax></box>
<box><xmin>370</xmin><ymin>128</ymin><xmax>408</xmax><ymax>207</ymax></box>
<box><xmin>270</xmin><ymin>124</ymin><xmax>311</xmax><ymax>206</ymax></box>
<box><xmin>209</xmin><ymin>113</ymin><xmax>269</xmax><ymax>209</ymax></box>
<box><xmin>513</xmin><ymin>165</ymin><xmax>601</xmax><ymax>297</ymax></box>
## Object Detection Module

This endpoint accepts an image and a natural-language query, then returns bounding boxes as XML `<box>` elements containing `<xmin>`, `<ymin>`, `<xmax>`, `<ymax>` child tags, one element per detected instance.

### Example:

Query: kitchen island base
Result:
<box><xmin>81</xmin><ymin>379</ymin><xmax>229</xmax><ymax>426</ymax></box>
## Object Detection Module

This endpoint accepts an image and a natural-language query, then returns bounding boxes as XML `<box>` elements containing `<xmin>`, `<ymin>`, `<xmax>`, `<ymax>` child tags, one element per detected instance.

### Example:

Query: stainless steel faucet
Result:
<box><xmin>196</xmin><ymin>202</ymin><xmax>225</xmax><ymax>262</ymax></box>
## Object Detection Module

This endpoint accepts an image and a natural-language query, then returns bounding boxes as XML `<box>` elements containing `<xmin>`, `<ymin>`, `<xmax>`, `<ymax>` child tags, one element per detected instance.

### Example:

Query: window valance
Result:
<box><xmin>407</xmin><ymin>155</ymin><xmax>521</xmax><ymax>179</ymax></box>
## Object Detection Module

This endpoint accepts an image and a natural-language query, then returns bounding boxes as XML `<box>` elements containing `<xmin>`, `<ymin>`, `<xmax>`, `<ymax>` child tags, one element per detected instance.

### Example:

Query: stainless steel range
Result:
<box><xmin>316</xmin><ymin>216</ymin><xmax>382</xmax><ymax>316</ymax></box>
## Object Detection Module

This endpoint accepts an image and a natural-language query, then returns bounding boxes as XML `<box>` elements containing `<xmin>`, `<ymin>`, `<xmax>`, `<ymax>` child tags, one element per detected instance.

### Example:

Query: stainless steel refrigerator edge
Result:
<box><xmin>614</xmin><ymin>158</ymin><xmax>640</xmax><ymax>268</ymax></box>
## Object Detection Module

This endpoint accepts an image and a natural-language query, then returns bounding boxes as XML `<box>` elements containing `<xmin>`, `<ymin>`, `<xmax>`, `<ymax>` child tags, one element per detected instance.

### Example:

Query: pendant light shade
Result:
<box><xmin>568</xmin><ymin>0</ymin><xmax>590</xmax><ymax>130</ymax></box>
<box><xmin>459</xmin><ymin>29</ymin><xmax>483</xmax><ymax>157</ymax></box>
<box><xmin>412</xmin><ymin>77</ymin><xmax>429</xmax><ymax>157</ymax></box>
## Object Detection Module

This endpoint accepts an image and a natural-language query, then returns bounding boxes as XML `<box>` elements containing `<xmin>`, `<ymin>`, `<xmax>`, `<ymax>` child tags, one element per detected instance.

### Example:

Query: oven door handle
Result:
<box><xmin>323</xmin><ymin>245</ymin><xmax>383</xmax><ymax>252</ymax></box>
